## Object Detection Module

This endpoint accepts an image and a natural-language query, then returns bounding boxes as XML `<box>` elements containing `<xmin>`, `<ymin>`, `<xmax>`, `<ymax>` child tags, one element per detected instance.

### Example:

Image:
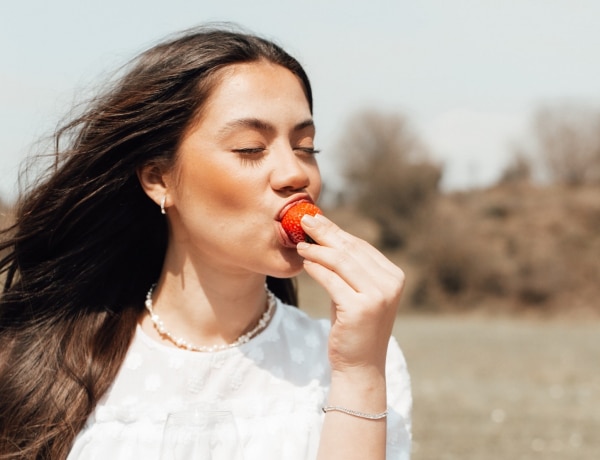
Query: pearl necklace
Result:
<box><xmin>144</xmin><ymin>284</ymin><xmax>276</xmax><ymax>352</ymax></box>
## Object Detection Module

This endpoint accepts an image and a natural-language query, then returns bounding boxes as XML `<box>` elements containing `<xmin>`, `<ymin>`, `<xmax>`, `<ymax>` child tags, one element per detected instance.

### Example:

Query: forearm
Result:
<box><xmin>317</xmin><ymin>368</ymin><xmax>388</xmax><ymax>460</ymax></box>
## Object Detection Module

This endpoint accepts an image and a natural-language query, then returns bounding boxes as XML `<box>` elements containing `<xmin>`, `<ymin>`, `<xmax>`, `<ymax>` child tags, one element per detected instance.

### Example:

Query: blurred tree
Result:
<box><xmin>531</xmin><ymin>103</ymin><xmax>600</xmax><ymax>186</ymax></box>
<box><xmin>499</xmin><ymin>149</ymin><xmax>533</xmax><ymax>185</ymax></box>
<box><xmin>337</xmin><ymin>111</ymin><xmax>442</xmax><ymax>248</ymax></box>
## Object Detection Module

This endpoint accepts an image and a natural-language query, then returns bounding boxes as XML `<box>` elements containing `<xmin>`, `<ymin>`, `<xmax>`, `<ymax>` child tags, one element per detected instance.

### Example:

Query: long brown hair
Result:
<box><xmin>0</xmin><ymin>25</ymin><xmax>311</xmax><ymax>459</ymax></box>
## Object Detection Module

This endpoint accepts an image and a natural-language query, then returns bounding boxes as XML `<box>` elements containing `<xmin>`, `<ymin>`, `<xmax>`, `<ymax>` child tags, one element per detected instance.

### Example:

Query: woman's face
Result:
<box><xmin>163</xmin><ymin>61</ymin><xmax>321</xmax><ymax>278</ymax></box>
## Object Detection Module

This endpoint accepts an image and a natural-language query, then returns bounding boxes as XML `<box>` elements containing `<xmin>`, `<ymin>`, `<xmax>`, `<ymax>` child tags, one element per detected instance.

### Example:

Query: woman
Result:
<box><xmin>0</xmin><ymin>26</ymin><xmax>411</xmax><ymax>459</ymax></box>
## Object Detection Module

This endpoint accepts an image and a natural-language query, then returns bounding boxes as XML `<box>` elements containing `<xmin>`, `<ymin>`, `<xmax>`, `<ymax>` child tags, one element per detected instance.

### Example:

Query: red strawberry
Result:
<box><xmin>281</xmin><ymin>202</ymin><xmax>322</xmax><ymax>244</ymax></box>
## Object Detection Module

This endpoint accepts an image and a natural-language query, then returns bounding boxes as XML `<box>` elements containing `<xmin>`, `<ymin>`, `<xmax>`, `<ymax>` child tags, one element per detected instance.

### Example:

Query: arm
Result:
<box><xmin>296</xmin><ymin>213</ymin><xmax>405</xmax><ymax>460</ymax></box>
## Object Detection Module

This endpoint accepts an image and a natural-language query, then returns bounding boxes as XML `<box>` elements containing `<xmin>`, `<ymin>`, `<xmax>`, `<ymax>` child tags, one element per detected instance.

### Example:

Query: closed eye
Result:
<box><xmin>232</xmin><ymin>148</ymin><xmax>265</xmax><ymax>155</ymax></box>
<box><xmin>295</xmin><ymin>147</ymin><xmax>321</xmax><ymax>155</ymax></box>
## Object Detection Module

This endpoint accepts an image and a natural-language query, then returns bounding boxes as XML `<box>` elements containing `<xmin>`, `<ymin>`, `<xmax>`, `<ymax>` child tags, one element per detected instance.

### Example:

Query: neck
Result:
<box><xmin>140</xmin><ymin>265</ymin><xmax>270</xmax><ymax>349</ymax></box>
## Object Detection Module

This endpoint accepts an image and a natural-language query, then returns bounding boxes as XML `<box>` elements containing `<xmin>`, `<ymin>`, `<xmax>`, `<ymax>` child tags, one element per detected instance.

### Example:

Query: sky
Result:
<box><xmin>1</xmin><ymin>0</ymin><xmax>599</xmax><ymax>202</ymax></box>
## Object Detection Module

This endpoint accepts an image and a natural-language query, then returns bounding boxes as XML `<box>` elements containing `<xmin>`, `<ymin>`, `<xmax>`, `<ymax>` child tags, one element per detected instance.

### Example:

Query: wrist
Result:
<box><xmin>330</xmin><ymin>364</ymin><xmax>386</xmax><ymax>388</ymax></box>
<box><xmin>322</xmin><ymin>405</ymin><xmax>388</xmax><ymax>420</ymax></box>
<box><xmin>327</xmin><ymin>367</ymin><xmax>387</xmax><ymax>413</ymax></box>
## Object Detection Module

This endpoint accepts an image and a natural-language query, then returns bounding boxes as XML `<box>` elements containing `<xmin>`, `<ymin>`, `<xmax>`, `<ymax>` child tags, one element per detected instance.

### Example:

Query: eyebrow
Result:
<box><xmin>218</xmin><ymin>117</ymin><xmax>315</xmax><ymax>137</ymax></box>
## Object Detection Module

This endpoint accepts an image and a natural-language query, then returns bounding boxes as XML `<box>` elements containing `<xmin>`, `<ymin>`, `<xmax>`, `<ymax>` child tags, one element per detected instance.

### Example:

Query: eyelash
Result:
<box><xmin>295</xmin><ymin>147</ymin><xmax>321</xmax><ymax>155</ymax></box>
<box><xmin>232</xmin><ymin>147</ymin><xmax>321</xmax><ymax>156</ymax></box>
<box><xmin>233</xmin><ymin>148</ymin><xmax>265</xmax><ymax>155</ymax></box>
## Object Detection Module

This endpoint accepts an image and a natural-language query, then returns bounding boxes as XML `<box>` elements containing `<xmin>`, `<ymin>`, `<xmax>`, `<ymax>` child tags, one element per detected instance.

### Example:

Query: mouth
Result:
<box><xmin>277</xmin><ymin>224</ymin><xmax>297</xmax><ymax>248</ymax></box>
<box><xmin>277</xmin><ymin>196</ymin><xmax>313</xmax><ymax>221</ymax></box>
<box><xmin>275</xmin><ymin>195</ymin><xmax>314</xmax><ymax>248</ymax></box>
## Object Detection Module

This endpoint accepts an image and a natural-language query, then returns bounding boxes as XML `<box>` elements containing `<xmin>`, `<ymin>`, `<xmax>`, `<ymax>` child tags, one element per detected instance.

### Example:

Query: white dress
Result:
<box><xmin>68</xmin><ymin>298</ymin><xmax>412</xmax><ymax>459</ymax></box>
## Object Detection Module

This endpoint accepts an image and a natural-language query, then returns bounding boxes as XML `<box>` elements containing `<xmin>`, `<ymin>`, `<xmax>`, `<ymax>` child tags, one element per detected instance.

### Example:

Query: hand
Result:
<box><xmin>296</xmin><ymin>214</ymin><xmax>405</xmax><ymax>374</ymax></box>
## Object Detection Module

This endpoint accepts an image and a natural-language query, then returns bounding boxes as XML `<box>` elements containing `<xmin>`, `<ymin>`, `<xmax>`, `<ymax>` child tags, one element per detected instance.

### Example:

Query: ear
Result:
<box><xmin>136</xmin><ymin>162</ymin><xmax>172</xmax><ymax>211</ymax></box>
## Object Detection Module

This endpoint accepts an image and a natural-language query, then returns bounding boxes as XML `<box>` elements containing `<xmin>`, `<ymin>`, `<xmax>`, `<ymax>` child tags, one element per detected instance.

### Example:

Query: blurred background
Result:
<box><xmin>1</xmin><ymin>1</ymin><xmax>599</xmax><ymax>458</ymax></box>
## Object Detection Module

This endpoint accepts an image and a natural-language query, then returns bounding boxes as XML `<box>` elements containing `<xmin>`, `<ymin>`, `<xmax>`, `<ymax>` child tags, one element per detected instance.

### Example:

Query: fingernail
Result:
<box><xmin>296</xmin><ymin>242</ymin><xmax>310</xmax><ymax>250</ymax></box>
<box><xmin>301</xmin><ymin>214</ymin><xmax>318</xmax><ymax>227</ymax></box>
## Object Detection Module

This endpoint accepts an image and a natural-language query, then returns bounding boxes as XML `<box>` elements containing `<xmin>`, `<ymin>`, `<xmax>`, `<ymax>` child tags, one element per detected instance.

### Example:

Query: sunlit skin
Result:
<box><xmin>138</xmin><ymin>61</ymin><xmax>321</xmax><ymax>346</ymax></box>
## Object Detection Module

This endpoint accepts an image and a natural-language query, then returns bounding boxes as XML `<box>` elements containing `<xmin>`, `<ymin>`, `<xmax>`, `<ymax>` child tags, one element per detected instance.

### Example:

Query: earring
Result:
<box><xmin>160</xmin><ymin>196</ymin><xmax>167</xmax><ymax>215</ymax></box>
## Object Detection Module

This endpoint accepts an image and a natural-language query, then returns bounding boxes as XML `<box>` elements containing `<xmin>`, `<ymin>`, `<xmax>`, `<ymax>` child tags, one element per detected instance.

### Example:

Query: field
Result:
<box><xmin>394</xmin><ymin>315</ymin><xmax>599</xmax><ymax>460</ymax></box>
<box><xmin>298</xmin><ymin>277</ymin><xmax>599</xmax><ymax>460</ymax></box>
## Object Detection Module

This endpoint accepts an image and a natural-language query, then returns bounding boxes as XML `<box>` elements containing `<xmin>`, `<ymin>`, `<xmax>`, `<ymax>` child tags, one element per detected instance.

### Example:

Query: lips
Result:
<box><xmin>277</xmin><ymin>224</ymin><xmax>297</xmax><ymax>248</ymax></box>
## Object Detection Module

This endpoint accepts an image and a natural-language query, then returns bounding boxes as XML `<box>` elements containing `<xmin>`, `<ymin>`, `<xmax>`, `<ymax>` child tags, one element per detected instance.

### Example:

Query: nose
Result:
<box><xmin>270</xmin><ymin>147</ymin><xmax>312</xmax><ymax>193</ymax></box>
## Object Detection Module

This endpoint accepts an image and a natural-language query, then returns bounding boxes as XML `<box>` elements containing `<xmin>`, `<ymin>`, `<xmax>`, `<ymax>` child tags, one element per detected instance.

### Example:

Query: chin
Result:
<box><xmin>267</xmin><ymin>250</ymin><xmax>305</xmax><ymax>278</ymax></box>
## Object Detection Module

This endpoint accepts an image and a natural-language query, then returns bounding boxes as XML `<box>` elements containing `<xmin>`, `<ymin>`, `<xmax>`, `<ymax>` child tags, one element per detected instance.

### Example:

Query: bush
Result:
<box><xmin>399</xmin><ymin>184</ymin><xmax>600</xmax><ymax>315</ymax></box>
<box><xmin>337</xmin><ymin>110</ymin><xmax>442</xmax><ymax>248</ymax></box>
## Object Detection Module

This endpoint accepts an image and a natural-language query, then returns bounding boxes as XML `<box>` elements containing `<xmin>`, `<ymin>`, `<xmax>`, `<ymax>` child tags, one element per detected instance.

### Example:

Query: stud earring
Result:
<box><xmin>160</xmin><ymin>196</ymin><xmax>167</xmax><ymax>215</ymax></box>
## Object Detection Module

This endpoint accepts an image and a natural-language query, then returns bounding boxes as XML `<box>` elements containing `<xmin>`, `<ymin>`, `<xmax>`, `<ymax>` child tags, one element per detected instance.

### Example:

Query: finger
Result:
<box><xmin>301</xmin><ymin>258</ymin><xmax>356</xmax><ymax>307</ymax></box>
<box><xmin>302</xmin><ymin>214</ymin><xmax>402</xmax><ymax>275</ymax></box>
<box><xmin>302</xmin><ymin>250</ymin><xmax>404</xmax><ymax>325</ymax></box>
<box><xmin>297</xmin><ymin>243</ymin><xmax>367</xmax><ymax>293</ymax></box>
<box><xmin>300</xmin><ymin>214</ymin><xmax>406</xmax><ymax>310</ymax></box>
<box><xmin>302</xmin><ymin>259</ymin><xmax>387</xmax><ymax>332</ymax></box>
<box><xmin>297</xmin><ymin>238</ymin><xmax>403</xmax><ymax>297</ymax></box>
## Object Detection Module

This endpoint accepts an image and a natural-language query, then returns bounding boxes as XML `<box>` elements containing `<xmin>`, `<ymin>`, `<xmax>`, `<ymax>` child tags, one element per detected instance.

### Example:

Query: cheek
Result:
<box><xmin>176</xmin><ymin>155</ymin><xmax>260</xmax><ymax>213</ymax></box>
<box><xmin>309</xmin><ymin>166</ymin><xmax>322</xmax><ymax>201</ymax></box>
